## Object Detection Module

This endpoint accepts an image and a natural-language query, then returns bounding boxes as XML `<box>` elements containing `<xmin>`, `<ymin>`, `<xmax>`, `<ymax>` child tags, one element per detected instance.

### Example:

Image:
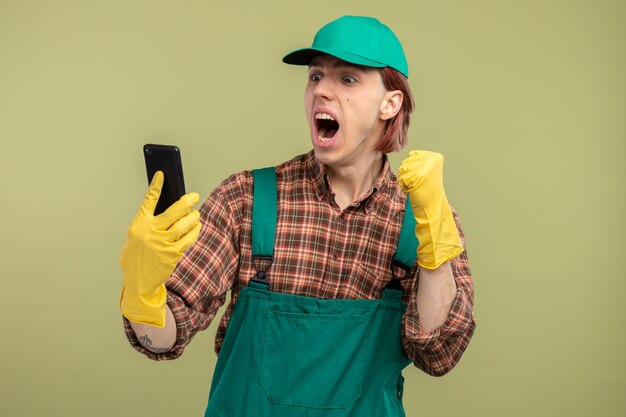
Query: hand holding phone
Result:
<box><xmin>119</xmin><ymin>145</ymin><xmax>201</xmax><ymax>327</ymax></box>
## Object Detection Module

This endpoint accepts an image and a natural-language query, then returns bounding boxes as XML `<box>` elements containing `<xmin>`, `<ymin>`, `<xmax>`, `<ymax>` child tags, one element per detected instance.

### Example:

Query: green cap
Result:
<box><xmin>283</xmin><ymin>15</ymin><xmax>409</xmax><ymax>78</ymax></box>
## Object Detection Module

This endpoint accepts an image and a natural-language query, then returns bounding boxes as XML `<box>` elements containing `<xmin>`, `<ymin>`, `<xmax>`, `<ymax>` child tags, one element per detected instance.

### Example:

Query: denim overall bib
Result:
<box><xmin>204</xmin><ymin>168</ymin><xmax>418</xmax><ymax>417</ymax></box>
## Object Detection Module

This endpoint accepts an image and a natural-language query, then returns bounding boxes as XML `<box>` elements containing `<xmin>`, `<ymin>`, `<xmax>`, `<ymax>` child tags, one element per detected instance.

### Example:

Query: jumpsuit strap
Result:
<box><xmin>250</xmin><ymin>167</ymin><xmax>278</xmax><ymax>287</ymax></box>
<box><xmin>393</xmin><ymin>195</ymin><xmax>419</xmax><ymax>270</ymax></box>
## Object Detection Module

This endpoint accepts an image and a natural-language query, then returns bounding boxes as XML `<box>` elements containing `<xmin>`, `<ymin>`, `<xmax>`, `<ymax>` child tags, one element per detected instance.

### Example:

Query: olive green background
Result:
<box><xmin>1</xmin><ymin>0</ymin><xmax>624</xmax><ymax>416</ymax></box>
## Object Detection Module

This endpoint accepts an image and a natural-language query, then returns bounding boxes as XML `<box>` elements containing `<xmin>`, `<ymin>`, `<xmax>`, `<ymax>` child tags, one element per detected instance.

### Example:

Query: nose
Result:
<box><xmin>313</xmin><ymin>76</ymin><xmax>335</xmax><ymax>101</ymax></box>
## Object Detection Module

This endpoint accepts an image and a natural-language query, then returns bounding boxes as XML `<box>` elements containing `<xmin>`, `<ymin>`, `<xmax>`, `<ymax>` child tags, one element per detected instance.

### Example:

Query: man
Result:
<box><xmin>120</xmin><ymin>15</ymin><xmax>475</xmax><ymax>416</ymax></box>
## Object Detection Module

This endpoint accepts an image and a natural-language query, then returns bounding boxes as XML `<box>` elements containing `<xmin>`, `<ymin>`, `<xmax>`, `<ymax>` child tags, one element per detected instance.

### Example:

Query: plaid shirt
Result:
<box><xmin>124</xmin><ymin>150</ymin><xmax>476</xmax><ymax>376</ymax></box>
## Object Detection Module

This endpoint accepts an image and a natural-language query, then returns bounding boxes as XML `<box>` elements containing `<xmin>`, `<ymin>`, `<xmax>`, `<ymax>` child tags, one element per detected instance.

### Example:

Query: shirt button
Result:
<box><xmin>332</xmin><ymin>253</ymin><xmax>339</xmax><ymax>261</ymax></box>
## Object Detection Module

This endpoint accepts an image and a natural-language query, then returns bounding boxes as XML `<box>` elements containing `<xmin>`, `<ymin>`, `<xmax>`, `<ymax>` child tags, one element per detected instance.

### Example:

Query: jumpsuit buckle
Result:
<box><xmin>250</xmin><ymin>256</ymin><xmax>273</xmax><ymax>288</ymax></box>
<box><xmin>250</xmin><ymin>271</ymin><xmax>270</xmax><ymax>287</ymax></box>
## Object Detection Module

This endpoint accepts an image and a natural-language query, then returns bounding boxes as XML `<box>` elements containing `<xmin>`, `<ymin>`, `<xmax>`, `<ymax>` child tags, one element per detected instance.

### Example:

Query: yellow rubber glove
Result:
<box><xmin>119</xmin><ymin>171</ymin><xmax>202</xmax><ymax>327</ymax></box>
<box><xmin>398</xmin><ymin>150</ymin><xmax>464</xmax><ymax>270</ymax></box>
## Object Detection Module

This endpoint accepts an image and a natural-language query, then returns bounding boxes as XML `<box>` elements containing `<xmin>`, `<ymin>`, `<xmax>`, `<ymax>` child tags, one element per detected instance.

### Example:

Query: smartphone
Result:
<box><xmin>143</xmin><ymin>144</ymin><xmax>186</xmax><ymax>215</ymax></box>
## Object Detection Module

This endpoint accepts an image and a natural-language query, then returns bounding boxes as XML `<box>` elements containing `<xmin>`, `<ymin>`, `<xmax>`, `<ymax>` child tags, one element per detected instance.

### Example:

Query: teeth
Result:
<box><xmin>315</xmin><ymin>112</ymin><xmax>336</xmax><ymax>143</ymax></box>
<box><xmin>315</xmin><ymin>112</ymin><xmax>335</xmax><ymax>121</ymax></box>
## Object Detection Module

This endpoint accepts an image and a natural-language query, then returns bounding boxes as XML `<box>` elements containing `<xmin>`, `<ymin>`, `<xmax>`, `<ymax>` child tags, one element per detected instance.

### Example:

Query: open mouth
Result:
<box><xmin>315</xmin><ymin>113</ymin><xmax>340</xmax><ymax>143</ymax></box>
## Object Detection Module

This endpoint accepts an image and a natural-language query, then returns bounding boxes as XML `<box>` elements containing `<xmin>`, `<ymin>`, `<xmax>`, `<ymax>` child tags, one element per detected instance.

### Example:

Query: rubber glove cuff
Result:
<box><xmin>120</xmin><ymin>285</ymin><xmax>167</xmax><ymax>328</ymax></box>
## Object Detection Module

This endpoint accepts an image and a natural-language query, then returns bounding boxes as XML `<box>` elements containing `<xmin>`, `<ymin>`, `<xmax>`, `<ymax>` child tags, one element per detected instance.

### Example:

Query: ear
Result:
<box><xmin>379</xmin><ymin>90</ymin><xmax>403</xmax><ymax>121</ymax></box>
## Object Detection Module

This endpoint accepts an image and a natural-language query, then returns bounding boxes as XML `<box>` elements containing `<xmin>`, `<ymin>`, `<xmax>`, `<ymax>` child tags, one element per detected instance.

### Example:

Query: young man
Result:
<box><xmin>120</xmin><ymin>15</ymin><xmax>475</xmax><ymax>416</ymax></box>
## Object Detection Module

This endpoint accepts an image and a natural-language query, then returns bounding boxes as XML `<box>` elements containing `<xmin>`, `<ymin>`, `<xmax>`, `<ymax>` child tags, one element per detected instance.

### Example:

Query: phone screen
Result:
<box><xmin>143</xmin><ymin>144</ymin><xmax>186</xmax><ymax>215</ymax></box>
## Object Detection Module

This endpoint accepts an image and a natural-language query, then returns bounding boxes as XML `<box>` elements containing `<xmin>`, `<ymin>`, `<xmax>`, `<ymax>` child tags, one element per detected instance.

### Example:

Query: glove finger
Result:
<box><xmin>138</xmin><ymin>171</ymin><xmax>164</xmax><ymax>216</ymax></box>
<box><xmin>408</xmin><ymin>149</ymin><xmax>439</xmax><ymax>159</ymax></box>
<box><xmin>154</xmin><ymin>192</ymin><xmax>200</xmax><ymax>230</ymax></box>
<box><xmin>400</xmin><ymin>151</ymin><xmax>442</xmax><ymax>174</ymax></box>
<box><xmin>165</xmin><ymin>210</ymin><xmax>201</xmax><ymax>242</ymax></box>
<box><xmin>398</xmin><ymin>151</ymin><xmax>444</xmax><ymax>192</ymax></box>
<box><xmin>172</xmin><ymin>221</ymin><xmax>202</xmax><ymax>255</ymax></box>
<box><xmin>397</xmin><ymin>170</ymin><xmax>423</xmax><ymax>192</ymax></box>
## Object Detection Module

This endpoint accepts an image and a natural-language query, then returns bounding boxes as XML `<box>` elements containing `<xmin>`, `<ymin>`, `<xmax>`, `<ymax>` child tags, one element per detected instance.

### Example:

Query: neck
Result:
<box><xmin>326</xmin><ymin>153</ymin><xmax>384</xmax><ymax>211</ymax></box>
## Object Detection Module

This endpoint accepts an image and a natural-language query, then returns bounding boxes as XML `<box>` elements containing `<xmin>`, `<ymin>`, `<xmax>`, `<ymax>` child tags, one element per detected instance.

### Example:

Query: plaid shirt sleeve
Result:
<box><xmin>401</xmin><ymin>208</ymin><xmax>476</xmax><ymax>376</ymax></box>
<box><xmin>122</xmin><ymin>172</ymin><xmax>250</xmax><ymax>360</ymax></box>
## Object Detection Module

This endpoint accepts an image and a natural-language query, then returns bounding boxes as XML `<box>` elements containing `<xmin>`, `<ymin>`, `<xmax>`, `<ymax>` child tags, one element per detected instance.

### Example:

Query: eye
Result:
<box><xmin>309</xmin><ymin>73</ymin><xmax>322</xmax><ymax>82</ymax></box>
<box><xmin>342</xmin><ymin>75</ymin><xmax>356</xmax><ymax>84</ymax></box>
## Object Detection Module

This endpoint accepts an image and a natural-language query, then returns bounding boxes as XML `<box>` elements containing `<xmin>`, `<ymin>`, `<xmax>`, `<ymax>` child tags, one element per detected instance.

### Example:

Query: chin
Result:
<box><xmin>312</xmin><ymin>147</ymin><xmax>334</xmax><ymax>165</ymax></box>
<box><xmin>313</xmin><ymin>149</ymin><xmax>347</xmax><ymax>170</ymax></box>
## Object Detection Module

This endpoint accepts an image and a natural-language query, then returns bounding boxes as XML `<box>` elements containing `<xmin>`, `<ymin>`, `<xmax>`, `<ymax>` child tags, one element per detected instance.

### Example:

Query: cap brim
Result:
<box><xmin>283</xmin><ymin>48</ymin><xmax>387</xmax><ymax>69</ymax></box>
